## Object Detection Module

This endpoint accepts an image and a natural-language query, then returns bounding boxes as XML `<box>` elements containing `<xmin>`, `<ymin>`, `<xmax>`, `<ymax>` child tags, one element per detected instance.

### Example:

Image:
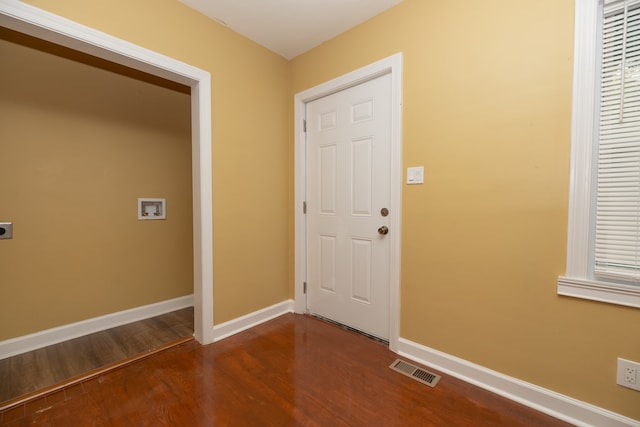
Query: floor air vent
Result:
<box><xmin>389</xmin><ymin>359</ymin><xmax>441</xmax><ymax>388</ymax></box>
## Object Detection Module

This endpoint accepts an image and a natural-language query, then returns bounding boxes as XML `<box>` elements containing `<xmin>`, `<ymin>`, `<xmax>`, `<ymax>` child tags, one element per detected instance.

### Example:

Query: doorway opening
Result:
<box><xmin>0</xmin><ymin>1</ymin><xmax>214</xmax><ymax>344</ymax></box>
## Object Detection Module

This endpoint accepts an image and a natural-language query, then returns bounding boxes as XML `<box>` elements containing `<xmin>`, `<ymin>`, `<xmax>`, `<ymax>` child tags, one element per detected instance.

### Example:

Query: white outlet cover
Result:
<box><xmin>617</xmin><ymin>357</ymin><xmax>640</xmax><ymax>391</ymax></box>
<box><xmin>407</xmin><ymin>166</ymin><xmax>424</xmax><ymax>185</ymax></box>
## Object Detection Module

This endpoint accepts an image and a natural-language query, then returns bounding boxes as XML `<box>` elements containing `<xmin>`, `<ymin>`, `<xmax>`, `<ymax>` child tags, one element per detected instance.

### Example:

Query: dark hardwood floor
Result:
<box><xmin>0</xmin><ymin>307</ymin><xmax>194</xmax><ymax>406</ymax></box>
<box><xmin>0</xmin><ymin>313</ymin><xmax>571</xmax><ymax>426</ymax></box>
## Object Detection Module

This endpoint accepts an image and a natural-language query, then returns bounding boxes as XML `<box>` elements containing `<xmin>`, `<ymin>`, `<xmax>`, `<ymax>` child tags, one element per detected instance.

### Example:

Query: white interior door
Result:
<box><xmin>306</xmin><ymin>73</ymin><xmax>392</xmax><ymax>340</ymax></box>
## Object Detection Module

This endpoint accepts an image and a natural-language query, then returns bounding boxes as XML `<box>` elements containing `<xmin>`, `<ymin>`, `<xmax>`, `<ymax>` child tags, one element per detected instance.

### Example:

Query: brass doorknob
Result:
<box><xmin>378</xmin><ymin>226</ymin><xmax>389</xmax><ymax>235</ymax></box>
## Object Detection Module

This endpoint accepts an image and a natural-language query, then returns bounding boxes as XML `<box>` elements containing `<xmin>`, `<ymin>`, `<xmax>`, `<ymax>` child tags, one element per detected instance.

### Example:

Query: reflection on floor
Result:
<box><xmin>0</xmin><ymin>313</ymin><xmax>571</xmax><ymax>426</ymax></box>
<box><xmin>0</xmin><ymin>307</ymin><xmax>193</xmax><ymax>405</ymax></box>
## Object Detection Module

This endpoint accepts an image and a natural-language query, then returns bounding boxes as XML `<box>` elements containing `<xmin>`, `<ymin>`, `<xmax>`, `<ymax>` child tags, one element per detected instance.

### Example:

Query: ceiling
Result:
<box><xmin>179</xmin><ymin>0</ymin><xmax>404</xmax><ymax>60</ymax></box>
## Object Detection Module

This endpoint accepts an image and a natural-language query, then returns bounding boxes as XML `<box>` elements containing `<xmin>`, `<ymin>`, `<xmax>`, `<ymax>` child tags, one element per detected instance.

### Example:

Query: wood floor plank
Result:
<box><xmin>6</xmin><ymin>348</ymin><xmax>56</xmax><ymax>401</ymax></box>
<box><xmin>0</xmin><ymin>359</ymin><xmax>9</xmax><ymax>402</ymax></box>
<box><xmin>1</xmin><ymin>313</ymin><xmax>573</xmax><ymax>426</ymax></box>
<box><xmin>85</xmin><ymin>330</ymin><xmax>129</xmax><ymax>367</ymax></box>
<box><xmin>43</xmin><ymin>344</ymin><xmax>73</xmax><ymax>384</ymax></box>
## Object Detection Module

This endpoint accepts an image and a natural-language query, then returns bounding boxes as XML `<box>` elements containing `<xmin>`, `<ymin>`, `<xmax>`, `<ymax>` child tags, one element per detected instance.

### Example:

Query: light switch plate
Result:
<box><xmin>407</xmin><ymin>166</ymin><xmax>424</xmax><ymax>185</ymax></box>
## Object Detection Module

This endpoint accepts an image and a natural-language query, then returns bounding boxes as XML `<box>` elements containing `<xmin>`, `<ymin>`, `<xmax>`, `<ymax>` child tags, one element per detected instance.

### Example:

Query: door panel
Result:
<box><xmin>306</xmin><ymin>73</ymin><xmax>391</xmax><ymax>340</ymax></box>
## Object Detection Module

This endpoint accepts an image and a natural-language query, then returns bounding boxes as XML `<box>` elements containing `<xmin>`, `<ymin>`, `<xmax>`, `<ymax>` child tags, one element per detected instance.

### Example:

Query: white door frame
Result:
<box><xmin>294</xmin><ymin>53</ymin><xmax>403</xmax><ymax>351</ymax></box>
<box><xmin>0</xmin><ymin>0</ymin><xmax>215</xmax><ymax>344</ymax></box>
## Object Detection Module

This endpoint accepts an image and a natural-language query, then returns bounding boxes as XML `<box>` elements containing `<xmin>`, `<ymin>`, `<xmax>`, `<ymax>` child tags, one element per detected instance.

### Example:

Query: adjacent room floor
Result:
<box><xmin>0</xmin><ymin>307</ymin><xmax>194</xmax><ymax>405</ymax></box>
<box><xmin>0</xmin><ymin>312</ymin><xmax>571</xmax><ymax>426</ymax></box>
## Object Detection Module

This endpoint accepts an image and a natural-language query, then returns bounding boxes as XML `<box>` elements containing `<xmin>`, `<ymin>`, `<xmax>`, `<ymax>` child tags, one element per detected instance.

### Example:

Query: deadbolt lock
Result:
<box><xmin>380</xmin><ymin>208</ymin><xmax>389</xmax><ymax>217</ymax></box>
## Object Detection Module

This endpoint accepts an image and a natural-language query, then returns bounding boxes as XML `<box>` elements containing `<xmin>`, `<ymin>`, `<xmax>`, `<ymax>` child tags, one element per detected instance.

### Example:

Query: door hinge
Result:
<box><xmin>303</xmin><ymin>119</ymin><xmax>307</xmax><ymax>132</ymax></box>
<box><xmin>303</xmin><ymin>282</ymin><xmax>307</xmax><ymax>294</ymax></box>
<box><xmin>303</xmin><ymin>201</ymin><xmax>307</xmax><ymax>214</ymax></box>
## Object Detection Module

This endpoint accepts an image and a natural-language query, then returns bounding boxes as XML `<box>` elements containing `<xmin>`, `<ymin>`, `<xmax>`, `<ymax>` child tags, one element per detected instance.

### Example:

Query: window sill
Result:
<box><xmin>557</xmin><ymin>277</ymin><xmax>640</xmax><ymax>309</ymax></box>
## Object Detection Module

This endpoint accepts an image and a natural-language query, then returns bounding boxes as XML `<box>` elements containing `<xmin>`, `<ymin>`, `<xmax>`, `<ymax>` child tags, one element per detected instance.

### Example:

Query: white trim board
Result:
<box><xmin>0</xmin><ymin>295</ymin><xmax>194</xmax><ymax>360</ymax></box>
<box><xmin>212</xmin><ymin>300</ymin><xmax>294</xmax><ymax>342</ymax></box>
<box><xmin>293</xmin><ymin>53</ymin><xmax>403</xmax><ymax>352</ymax></box>
<box><xmin>0</xmin><ymin>0</ymin><xmax>214</xmax><ymax>344</ymax></box>
<box><xmin>557</xmin><ymin>0</ymin><xmax>640</xmax><ymax>309</ymax></box>
<box><xmin>397</xmin><ymin>338</ymin><xmax>640</xmax><ymax>427</ymax></box>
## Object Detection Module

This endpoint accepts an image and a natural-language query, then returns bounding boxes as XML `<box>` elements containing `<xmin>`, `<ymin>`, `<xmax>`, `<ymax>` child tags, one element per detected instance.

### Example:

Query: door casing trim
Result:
<box><xmin>294</xmin><ymin>53</ymin><xmax>403</xmax><ymax>351</ymax></box>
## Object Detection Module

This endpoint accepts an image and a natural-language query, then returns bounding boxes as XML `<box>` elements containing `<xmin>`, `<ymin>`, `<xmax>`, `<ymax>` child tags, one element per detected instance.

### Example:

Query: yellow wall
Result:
<box><xmin>10</xmin><ymin>0</ymin><xmax>291</xmax><ymax>326</ymax></box>
<box><xmin>0</xmin><ymin>28</ymin><xmax>193</xmax><ymax>339</ymax></box>
<box><xmin>291</xmin><ymin>0</ymin><xmax>640</xmax><ymax>419</ymax></box>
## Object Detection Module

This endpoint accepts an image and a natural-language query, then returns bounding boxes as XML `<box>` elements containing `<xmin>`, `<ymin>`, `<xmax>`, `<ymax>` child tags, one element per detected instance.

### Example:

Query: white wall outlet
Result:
<box><xmin>617</xmin><ymin>358</ymin><xmax>640</xmax><ymax>391</ymax></box>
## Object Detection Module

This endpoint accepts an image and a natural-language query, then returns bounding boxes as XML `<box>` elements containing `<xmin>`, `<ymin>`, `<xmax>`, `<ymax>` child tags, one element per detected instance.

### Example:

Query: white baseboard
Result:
<box><xmin>212</xmin><ymin>299</ymin><xmax>295</xmax><ymax>342</ymax></box>
<box><xmin>0</xmin><ymin>295</ymin><xmax>194</xmax><ymax>361</ymax></box>
<box><xmin>397</xmin><ymin>338</ymin><xmax>640</xmax><ymax>427</ymax></box>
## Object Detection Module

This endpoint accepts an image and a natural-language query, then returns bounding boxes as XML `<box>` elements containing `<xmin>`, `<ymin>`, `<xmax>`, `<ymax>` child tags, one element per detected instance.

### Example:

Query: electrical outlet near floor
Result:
<box><xmin>617</xmin><ymin>358</ymin><xmax>640</xmax><ymax>391</ymax></box>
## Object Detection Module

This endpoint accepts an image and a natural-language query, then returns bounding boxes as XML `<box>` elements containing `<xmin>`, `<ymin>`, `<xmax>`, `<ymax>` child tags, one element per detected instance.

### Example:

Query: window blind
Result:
<box><xmin>595</xmin><ymin>0</ymin><xmax>640</xmax><ymax>283</ymax></box>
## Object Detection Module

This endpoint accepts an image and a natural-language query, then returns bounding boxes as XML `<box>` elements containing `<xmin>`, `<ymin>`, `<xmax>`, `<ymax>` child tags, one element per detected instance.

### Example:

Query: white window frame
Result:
<box><xmin>558</xmin><ymin>0</ymin><xmax>640</xmax><ymax>308</ymax></box>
